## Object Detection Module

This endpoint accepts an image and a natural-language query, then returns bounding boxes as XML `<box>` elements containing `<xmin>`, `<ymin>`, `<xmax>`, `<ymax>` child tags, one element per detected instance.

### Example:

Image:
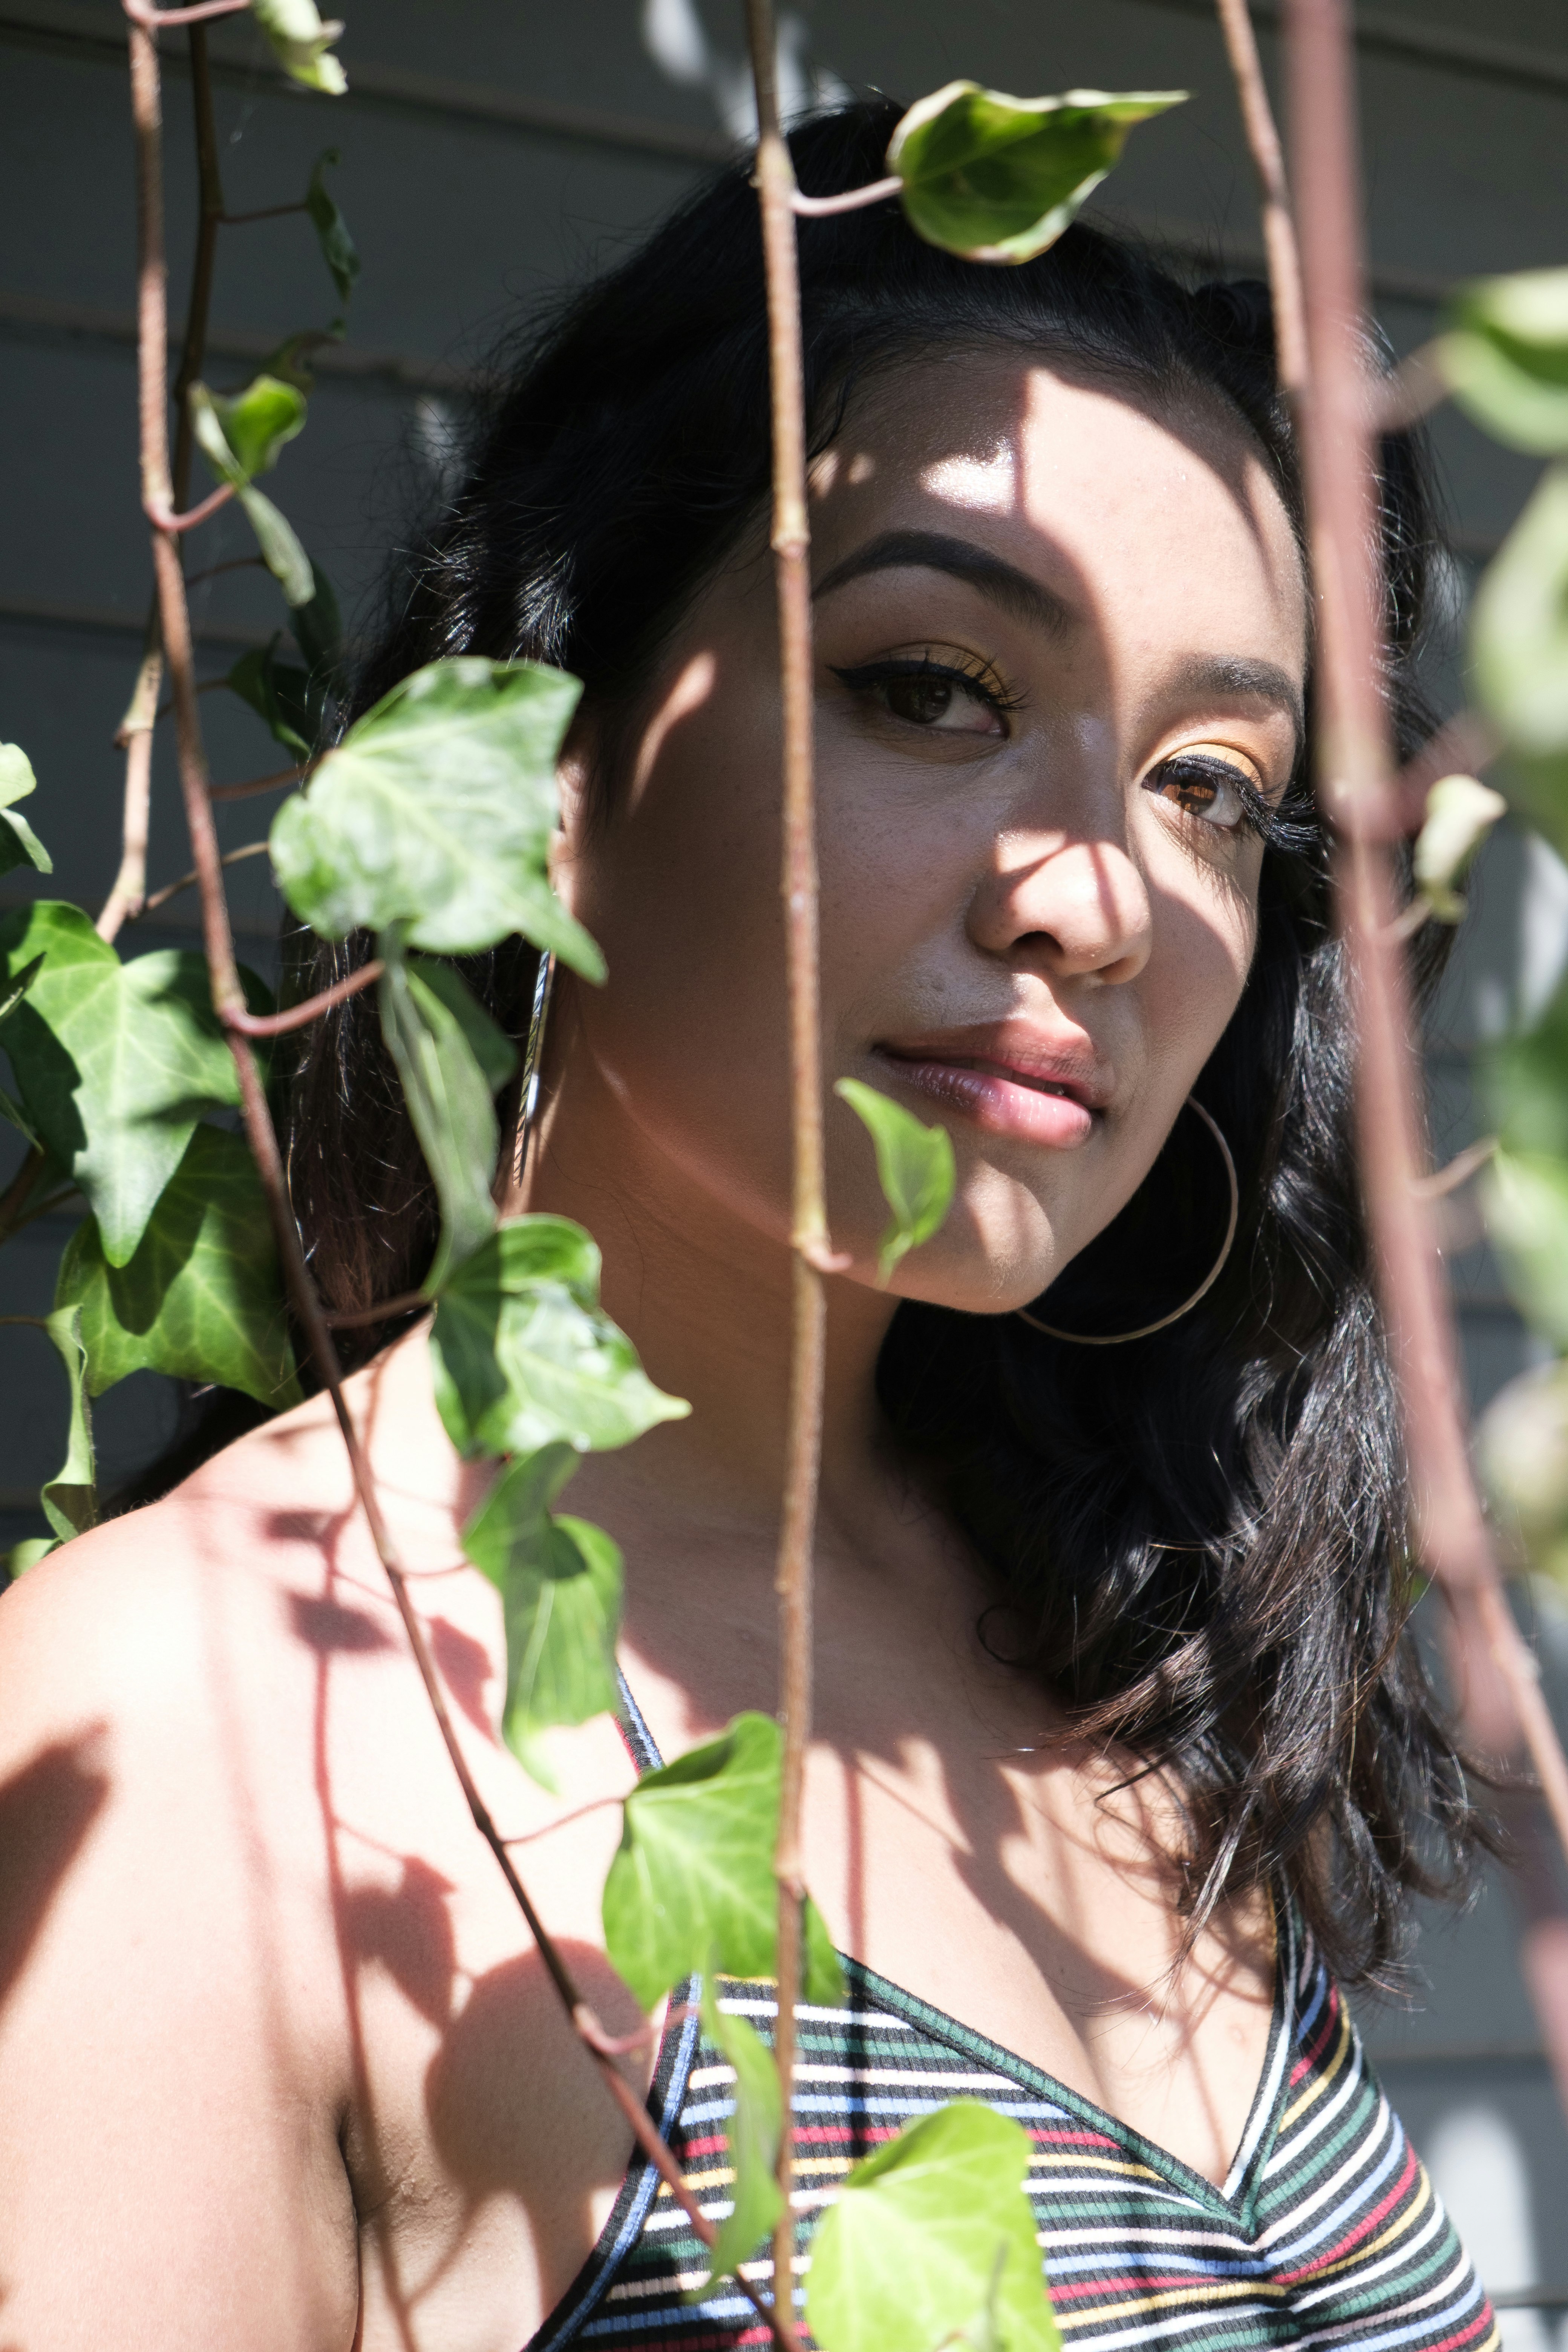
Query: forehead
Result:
<box><xmin>807</xmin><ymin>349</ymin><xmax>1308</xmax><ymax>666</ymax></box>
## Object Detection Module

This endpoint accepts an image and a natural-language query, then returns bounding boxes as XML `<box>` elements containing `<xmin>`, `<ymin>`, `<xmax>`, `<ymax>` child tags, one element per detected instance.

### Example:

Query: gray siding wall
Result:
<box><xmin>2</xmin><ymin>0</ymin><xmax>1565</xmax><ymax>2308</ymax></box>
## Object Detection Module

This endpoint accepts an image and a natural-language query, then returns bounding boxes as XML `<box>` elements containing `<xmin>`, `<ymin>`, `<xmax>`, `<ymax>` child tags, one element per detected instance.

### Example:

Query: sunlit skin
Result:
<box><xmin>0</xmin><ymin>355</ymin><xmax>1308</xmax><ymax>2349</ymax></box>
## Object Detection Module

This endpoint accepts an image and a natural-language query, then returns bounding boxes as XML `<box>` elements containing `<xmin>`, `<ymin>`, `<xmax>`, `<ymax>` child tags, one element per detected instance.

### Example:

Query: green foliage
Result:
<box><xmin>227</xmin><ymin>637</ymin><xmax>318</xmax><ymax>761</ymax></box>
<box><xmin>305</xmin><ymin>149</ymin><xmax>358</xmax><ymax>318</ymax></box>
<box><xmin>1484</xmin><ymin>1149</ymin><xmax>1568</xmax><ymax>1349</ymax></box>
<box><xmin>1485</xmin><ymin>968</ymin><xmax>1568</xmax><ymax>1159</ymax></box>
<box><xmin>290</xmin><ymin>560</ymin><xmax>343</xmax><ymax>680</ymax></box>
<box><xmin>1478</xmin><ymin>1362</ymin><xmax>1568</xmax><ymax>1590</ymax></box>
<box><xmin>429</xmin><ymin>1215</ymin><xmax>689</xmax><ymax>1459</ymax></box>
<box><xmin>601</xmin><ymin>1711</ymin><xmax>844</xmax><ymax>2012</ymax></box>
<box><xmin>805</xmin><ymin>2102</ymin><xmax>1059</xmax><ymax>2352</ymax></box>
<box><xmin>835</xmin><ymin>1079</ymin><xmax>956</xmax><ymax>1281</ymax></box>
<box><xmin>0</xmin><ymin>903</ymin><xmax>265</xmax><ymax>1266</ymax></box>
<box><xmin>37</xmin><ymin>1305</ymin><xmax>97</xmax><ymax>1546</ymax></box>
<box><xmin>0</xmin><ymin>743</ymin><xmax>52</xmax><ymax>876</ymax></box>
<box><xmin>887</xmin><ymin>83</ymin><xmax>1184</xmax><ymax>265</ymax></box>
<box><xmin>270</xmin><ymin>658</ymin><xmax>604</xmax><ymax>973</ymax></box>
<box><xmin>190</xmin><ymin>378</ymin><xmax>314</xmax><ymax>606</ymax></box>
<box><xmin>380</xmin><ymin>951</ymin><xmax>516</xmax><ymax>1296</ymax></box>
<box><xmin>691</xmin><ymin>1982</ymin><xmax>784</xmax><ymax>2289</ymax></box>
<box><xmin>461</xmin><ymin>1442</ymin><xmax>623</xmax><ymax>1787</ymax></box>
<box><xmin>55</xmin><ymin>1125</ymin><xmax>301</xmax><ymax>1409</ymax></box>
<box><xmin>253</xmin><ymin>0</ymin><xmax>348</xmax><ymax>95</ymax></box>
<box><xmin>1440</xmin><ymin>268</ymin><xmax>1568</xmax><ymax>456</ymax></box>
<box><xmin>1411</xmin><ymin>774</ymin><xmax>1508</xmax><ymax>923</ymax></box>
<box><xmin>1470</xmin><ymin>463</ymin><xmax>1568</xmax><ymax>860</ymax></box>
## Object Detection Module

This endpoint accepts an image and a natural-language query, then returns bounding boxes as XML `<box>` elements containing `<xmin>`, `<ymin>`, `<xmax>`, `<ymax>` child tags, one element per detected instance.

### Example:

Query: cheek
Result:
<box><xmin>566</xmin><ymin>694</ymin><xmax>799</xmax><ymax>1220</ymax></box>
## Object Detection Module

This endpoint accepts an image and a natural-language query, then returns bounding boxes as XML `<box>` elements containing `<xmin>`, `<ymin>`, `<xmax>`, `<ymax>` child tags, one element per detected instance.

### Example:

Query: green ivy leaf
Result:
<box><xmin>835</xmin><ymin>1079</ymin><xmax>956</xmax><ymax>1282</ymax></box>
<box><xmin>461</xmin><ymin>1441</ymin><xmax>623</xmax><ymax>1787</ymax></box>
<box><xmin>227</xmin><ymin>637</ymin><xmax>316</xmax><ymax>761</ymax></box>
<box><xmin>888</xmin><ymin>83</ymin><xmax>1185</xmax><ymax>265</ymax></box>
<box><xmin>601</xmin><ymin>1711</ymin><xmax>844</xmax><ymax>2013</ymax></box>
<box><xmin>691</xmin><ymin>1981</ymin><xmax>784</xmax><ymax>2291</ymax></box>
<box><xmin>1439</xmin><ymin>268</ymin><xmax>1568</xmax><ymax>456</ymax></box>
<box><xmin>1485</xmin><ymin>1147</ymin><xmax>1568</xmax><ymax>1348</ymax></box>
<box><xmin>54</xmin><ymin>1125</ymin><xmax>302</xmax><ymax>1408</ymax></box>
<box><xmin>38</xmin><ymin>1305</ymin><xmax>97</xmax><ymax>1545</ymax></box>
<box><xmin>1411</xmin><ymin>773</ymin><xmax>1508</xmax><ymax>923</ymax></box>
<box><xmin>1484</xmin><ymin>968</ymin><xmax>1568</xmax><ymax>1158</ymax></box>
<box><xmin>305</xmin><ymin>148</ymin><xmax>358</xmax><ymax>317</ymax></box>
<box><xmin>0</xmin><ymin>742</ymin><xmax>52</xmax><ymax>876</ymax></box>
<box><xmin>290</xmin><ymin>559</ymin><xmax>343</xmax><ymax>680</ymax></box>
<box><xmin>429</xmin><ymin>1215</ymin><xmax>689</xmax><ymax>1459</ymax></box>
<box><xmin>190</xmin><ymin>379</ymin><xmax>314</xmax><ymax>607</ymax></box>
<box><xmin>1478</xmin><ymin>1362</ymin><xmax>1568</xmax><ymax>1591</ymax></box>
<box><xmin>6</xmin><ymin>1538</ymin><xmax>57</xmax><ymax>1578</ymax></box>
<box><xmin>270</xmin><ymin>657</ymin><xmax>605</xmax><ymax>974</ymax></box>
<box><xmin>1472</xmin><ymin>462</ymin><xmax>1568</xmax><ymax>858</ymax></box>
<box><xmin>380</xmin><ymin>950</ymin><xmax>516</xmax><ymax>1296</ymax></box>
<box><xmin>0</xmin><ymin>904</ymin><xmax>265</xmax><ymax>1266</ymax></box>
<box><xmin>805</xmin><ymin>2101</ymin><xmax>1059</xmax><ymax>2352</ymax></box>
<box><xmin>253</xmin><ymin>0</ymin><xmax>347</xmax><ymax>95</ymax></box>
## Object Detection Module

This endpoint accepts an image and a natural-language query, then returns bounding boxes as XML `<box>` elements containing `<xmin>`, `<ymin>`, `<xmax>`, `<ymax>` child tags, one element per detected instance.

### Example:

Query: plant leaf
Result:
<box><xmin>55</xmin><ymin>1125</ymin><xmax>302</xmax><ymax>1407</ymax></box>
<box><xmin>805</xmin><ymin>2101</ymin><xmax>1059</xmax><ymax>2352</ymax></box>
<box><xmin>7</xmin><ymin>1538</ymin><xmax>57</xmax><ymax>1578</ymax></box>
<box><xmin>1473</xmin><ymin>462</ymin><xmax>1568</xmax><ymax>761</ymax></box>
<box><xmin>1484</xmin><ymin>967</ymin><xmax>1568</xmax><ymax>1159</ymax></box>
<box><xmin>253</xmin><ymin>0</ymin><xmax>347</xmax><ymax>94</ymax></box>
<box><xmin>428</xmin><ymin>1215</ymin><xmax>689</xmax><ymax>1459</ymax></box>
<box><xmin>0</xmin><ymin>742</ymin><xmax>52</xmax><ymax>876</ymax></box>
<box><xmin>691</xmin><ymin>1981</ymin><xmax>784</xmax><ymax>2290</ymax></box>
<box><xmin>888</xmin><ymin>83</ymin><xmax>1185</xmax><ymax>265</ymax></box>
<box><xmin>1478</xmin><ymin>1361</ymin><xmax>1568</xmax><ymax>1591</ymax></box>
<box><xmin>835</xmin><ymin>1079</ymin><xmax>956</xmax><ymax>1282</ymax></box>
<box><xmin>1440</xmin><ymin>268</ymin><xmax>1568</xmax><ymax>456</ymax></box>
<box><xmin>238</xmin><ymin>485</ymin><xmax>315</xmax><ymax>608</ymax></box>
<box><xmin>191</xmin><ymin>374</ymin><xmax>307</xmax><ymax>485</ymax></box>
<box><xmin>1484</xmin><ymin>1147</ymin><xmax>1568</xmax><ymax>1348</ymax></box>
<box><xmin>380</xmin><ymin>949</ymin><xmax>516</xmax><ymax>1296</ymax></box>
<box><xmin>601</xmin><ymin>1711</ymin><xmax>844</xmax><ymax>2013</ymax></box>
<box><xmin>227</xmin><ymin>636</ymin><xmax>316</xmax><ymax>760</ymax></box>
<box><xmin>38</xmin><ymin>1305</ymin><xmax>97</xmax><ymax>1545</ymax></box>
<box><xmin>1411</xmin><ymin>773</ymin><xmax>1508</xmax><ymax>923</ymax></box>
<box><xmin>271</xmin><ymin>658</ymin><xmax>604</xmax><ymax>972</ymax></box>
<box><xmin>461</xmin><ymin>1442</ymin><xmax>622</xmax><ymax>1787</ymax></box>
<box><xmin>290</xmin><ymin>559</ymin><xmax>343</xmax><ymax>678</ymax></box>
<box><xmin>0</xmin><ymin>904</ymin><xmax>266</xmax><ymax>1266</ymax></box>
<box><xmin>306</xmin><ymin>148</ymin><xmax>358</xmax><ymax>315</ymax></box>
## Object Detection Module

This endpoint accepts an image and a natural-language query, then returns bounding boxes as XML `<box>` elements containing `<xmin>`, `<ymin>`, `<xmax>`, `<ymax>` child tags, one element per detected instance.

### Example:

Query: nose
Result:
<box><xmin>966</xmin><ymin>816</ymin><xmax>1153</xmax><ymax>986</ymax></box>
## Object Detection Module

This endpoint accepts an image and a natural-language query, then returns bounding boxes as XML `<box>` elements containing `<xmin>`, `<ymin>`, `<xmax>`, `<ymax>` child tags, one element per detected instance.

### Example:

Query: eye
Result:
<box><xmin>1144</xmin><ymin>746</ymin><xmax>1265</xmax><ymax>831</ymax></box>
<box><xmin>831</xmin><ymin>653</ymin><xmax>1017</xmax><ymax>738</ymax></box>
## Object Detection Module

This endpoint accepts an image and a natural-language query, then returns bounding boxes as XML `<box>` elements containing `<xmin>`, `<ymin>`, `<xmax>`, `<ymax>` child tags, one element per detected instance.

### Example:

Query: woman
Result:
<box><xmin>0</xmin><ymin>102</ymin><xmax>1494</xmax><ymax>2352</ymax></box>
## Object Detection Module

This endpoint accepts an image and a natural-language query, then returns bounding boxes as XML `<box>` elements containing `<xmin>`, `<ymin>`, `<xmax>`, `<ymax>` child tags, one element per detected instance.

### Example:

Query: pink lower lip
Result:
<box><xmin>879</xmin><ymin>1055</ymin><xmax>1096</xmax><ymax>1148</ymax></box>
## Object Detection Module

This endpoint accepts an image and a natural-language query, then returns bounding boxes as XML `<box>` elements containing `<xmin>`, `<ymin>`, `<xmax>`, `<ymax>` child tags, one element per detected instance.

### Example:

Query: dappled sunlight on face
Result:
<box><xmin>553</xmin><ymin>348</ymin><xmax>1306</xmax><ymax>1317</ymax></box>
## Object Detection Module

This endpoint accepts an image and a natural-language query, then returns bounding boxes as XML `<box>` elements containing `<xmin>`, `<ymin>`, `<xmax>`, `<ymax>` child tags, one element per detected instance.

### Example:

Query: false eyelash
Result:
<box><xmin>829</xmin><ymin>651</ymin><xmax>1027</xmax><ymax>718</ymax></box>
<box><xmin>1156</xmin><ymin>752</ymin><xmax>1315</xmax><ymax>852</ymax></box>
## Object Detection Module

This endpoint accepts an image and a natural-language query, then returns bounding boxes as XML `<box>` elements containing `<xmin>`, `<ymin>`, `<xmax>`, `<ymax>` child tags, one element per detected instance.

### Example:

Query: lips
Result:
<box><xmin>872</xmin><ymin>1027</ymin><xmax>1109</xmax><ymax>1150</ymax></box>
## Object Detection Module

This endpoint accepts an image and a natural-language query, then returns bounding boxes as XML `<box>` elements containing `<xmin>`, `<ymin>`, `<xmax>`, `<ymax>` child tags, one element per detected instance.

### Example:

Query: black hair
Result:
<box><xmin>277</xmin><ymin>100</ymin><xmax>1487</xmax><ymax>1984</ymax></box>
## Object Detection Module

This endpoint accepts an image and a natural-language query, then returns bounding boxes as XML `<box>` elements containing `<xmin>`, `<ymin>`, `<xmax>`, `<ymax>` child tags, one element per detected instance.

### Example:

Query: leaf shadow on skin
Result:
<box><xmin>288</xmin><ymin>1588</ymin><xmax>395</xmax><ymax>1657</ymax></box>
<box><xmin>0</xmin><ymin>1728</ymin><xmax>110</xmax><ymax>2015</ymax></box>
<box><xmin>427</xmin><ymin>1614</ymin><xmax>496</xmax><ymax>1740</ymax></box>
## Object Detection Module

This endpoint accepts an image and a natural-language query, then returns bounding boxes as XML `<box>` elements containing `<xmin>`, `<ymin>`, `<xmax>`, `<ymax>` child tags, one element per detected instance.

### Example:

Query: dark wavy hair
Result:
<box><xmin>277</xmin><ymin>101</ymin><xmax>1485</xmax><ymax>1984</ymax></box>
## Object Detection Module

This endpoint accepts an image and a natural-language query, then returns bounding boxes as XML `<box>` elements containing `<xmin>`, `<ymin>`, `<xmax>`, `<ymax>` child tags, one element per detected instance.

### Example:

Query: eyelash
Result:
<box><xmin>1149</xmin><ymin>752</ymin><xmax>1306</xmax><ymax>850</ymax></box>
<box><xmin>830</xmin><ymin>653</ymin><xmax>1026</xmax><ymax>721</ymax></box>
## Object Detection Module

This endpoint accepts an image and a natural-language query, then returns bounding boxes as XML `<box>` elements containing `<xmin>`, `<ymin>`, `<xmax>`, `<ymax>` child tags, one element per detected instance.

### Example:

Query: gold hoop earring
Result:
<box><xmin>510</xmin><ymin>949</ymin><xmax>555</xmax><ymax>1190</ymax></box>
<box><xmin>1014</xmin><ymin>1097</ymin><xmax>1239</xmax><ymax>1347</ymax></box>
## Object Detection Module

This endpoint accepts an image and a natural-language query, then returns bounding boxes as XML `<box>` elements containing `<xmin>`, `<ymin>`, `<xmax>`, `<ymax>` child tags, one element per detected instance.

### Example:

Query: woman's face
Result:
<box><xmin>553</xmin><ymin>352</ymin><xmax>1308</xmax><ymax>1312</ymax></box>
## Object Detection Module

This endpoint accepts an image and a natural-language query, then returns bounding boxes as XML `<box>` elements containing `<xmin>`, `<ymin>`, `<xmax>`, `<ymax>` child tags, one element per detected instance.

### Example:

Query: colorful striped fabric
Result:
<box><xmin>525</xmin><ymin>1696</ymin><xmax>1496</xmax><ymax>2352</ymax></box>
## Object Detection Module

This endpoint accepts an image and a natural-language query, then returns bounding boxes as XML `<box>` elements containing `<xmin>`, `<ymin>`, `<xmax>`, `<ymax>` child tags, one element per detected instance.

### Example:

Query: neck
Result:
<box><xmin>512</xmin><ymin>998</ymin><xmax>900</xmax><ymax>1557</ymax></box>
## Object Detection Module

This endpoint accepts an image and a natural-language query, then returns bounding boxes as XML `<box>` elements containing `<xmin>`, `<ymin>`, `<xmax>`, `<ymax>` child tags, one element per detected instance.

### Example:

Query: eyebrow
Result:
<box><xmin>814</xmin><ymin>530</ymin><xmax>1305</xmax><ymax>764</ymax></box>
<box><xmin>1163</xmin><ymin>654</ymin><xmax>1305</xmax><ymax>768</ymax></box>
<box><xmin>812</xmin><ymin>529</ymin><xmax>1077</xmax><ymax>639</ymax></box>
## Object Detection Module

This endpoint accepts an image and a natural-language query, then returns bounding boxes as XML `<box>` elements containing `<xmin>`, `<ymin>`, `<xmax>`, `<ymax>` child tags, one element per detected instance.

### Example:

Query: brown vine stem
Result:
<box><xmin>139</xmin><ymin>835</ymin><xmax>268</xmax><ymax>916</ymax></box>
<box><xmin>210</xmin><ymin>763</ymin><xmax>304</xmax><ymax>801</ymax></box>
<box><xmin>101</xmin><ymin>21</ymin><xmax>227</xmax><ymax>944</ymax></box>
<box><xmin>1212</xmin><ymin>0</ymin><xmax>1307</xmax><ymax>394</ymax></box>
<box><xmin>224</xmin><ymin>957</ymin><xmax>385</xmax><ymax>1034</ymax></box>
<box><xmin>1278</xmin><ymin>0</ymin><xmax>1568</xmax><ymax>2084</ymax></box>
<box><xmin>122</xmin><ymin>23</ymin><xmax>789</xmax><ymax>2323</ymax></box>
<box><xmin>745</xmin><ymin>3</ymin><xmax>828</xmax><ymax>2331</ymax></box>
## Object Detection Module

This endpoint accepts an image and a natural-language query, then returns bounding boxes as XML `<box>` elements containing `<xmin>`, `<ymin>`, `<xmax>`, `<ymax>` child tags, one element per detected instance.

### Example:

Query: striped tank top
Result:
<box><xmin>529</xmin><ymin>1687</ymin><xmax>1497</xmax><ymax>2352</ymax></box>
